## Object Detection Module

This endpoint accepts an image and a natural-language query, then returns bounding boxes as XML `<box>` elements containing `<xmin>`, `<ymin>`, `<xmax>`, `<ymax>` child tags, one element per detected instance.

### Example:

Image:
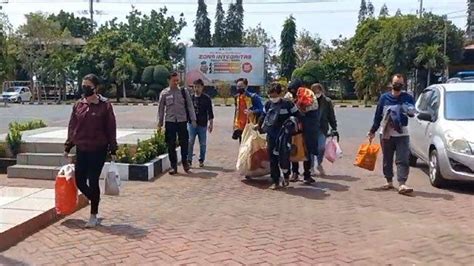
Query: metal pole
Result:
<box><xmin>419</xmin><ymin>0</ymin><xmax>423</xmax><ymax>18</ymax></box>
<box><xmin>89</xmin><ymin>0</ymin><xmax>94</xmax><ymax>31</ymax></box>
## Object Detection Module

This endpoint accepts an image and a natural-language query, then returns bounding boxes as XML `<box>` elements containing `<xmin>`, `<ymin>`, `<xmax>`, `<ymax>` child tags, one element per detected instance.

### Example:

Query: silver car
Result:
<box><xmin>409</xmin><ymin>83</ymin><xmax>474</xmax><ymax>187</ymax></box>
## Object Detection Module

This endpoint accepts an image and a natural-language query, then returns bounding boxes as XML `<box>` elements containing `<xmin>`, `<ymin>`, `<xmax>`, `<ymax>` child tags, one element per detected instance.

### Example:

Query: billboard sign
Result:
<box><xmin>185</xmin><ymin>47</ymin><xmax>265</xmax><ymax>86</ymax></box>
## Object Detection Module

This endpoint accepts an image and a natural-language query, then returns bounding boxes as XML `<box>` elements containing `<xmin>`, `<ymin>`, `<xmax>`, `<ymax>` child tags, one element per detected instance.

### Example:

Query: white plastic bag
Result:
<box><xmin>335</xmin><ymin>141</ymin><xmax>343</xmax><ymax>159</ymax></box>
<box><xmin>104</xmin><ymin>162</ymin><xmax>121</xmax><ymax>196</ymax></box>
<box><xmin>325</xmin><ymin>137</ymin><xmax>343</xmax><ymax>163</ymax></box>
<box><xmin>236</xmin><ymin>123</ymin><xmax>270</xmax><ymax>177</ymax></box>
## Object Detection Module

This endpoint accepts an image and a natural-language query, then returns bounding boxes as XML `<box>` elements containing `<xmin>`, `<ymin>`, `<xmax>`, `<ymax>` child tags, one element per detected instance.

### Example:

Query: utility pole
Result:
<box><xmin>419</xmin><ymin>0</ymin><xmax>423</xmax><ymax>18</ymax></box>
<box><xmin>89</xmin><ymin>0</ymin><xmax>94</xmax><ymax>31</ymax></box>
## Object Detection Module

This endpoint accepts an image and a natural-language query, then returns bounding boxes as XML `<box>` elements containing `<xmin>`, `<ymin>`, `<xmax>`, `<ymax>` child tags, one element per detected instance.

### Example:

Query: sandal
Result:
<box><xmin>398</xmin><ymin>185</ymin><xmax>414</xmax><ymax>195</ymax></box>
<box><xmin>380</xmin><ymin>183</ymin><xmax>395</xmax><ymax>190</ymax></box>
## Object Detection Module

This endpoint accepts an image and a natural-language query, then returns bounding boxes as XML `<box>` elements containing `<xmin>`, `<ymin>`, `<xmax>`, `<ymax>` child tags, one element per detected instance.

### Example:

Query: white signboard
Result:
<box><xmin>185</xmin><ymin>47</ymin><xmax>265</xmax><ymax>86</ymax></box>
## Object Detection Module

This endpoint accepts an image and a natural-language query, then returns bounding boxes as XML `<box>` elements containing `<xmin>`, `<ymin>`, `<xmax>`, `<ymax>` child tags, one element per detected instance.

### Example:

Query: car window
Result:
<box><xmin>416</xmin><ymin>89</ymin><xmax>433</xmax><ymax>112</ymax></box>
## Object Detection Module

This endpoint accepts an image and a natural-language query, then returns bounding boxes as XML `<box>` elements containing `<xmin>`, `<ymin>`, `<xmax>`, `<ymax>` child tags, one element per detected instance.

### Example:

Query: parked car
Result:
<box><xmin>408</xmin><ymin>83</ymin><xmax>474</xmax><ymax>187</ymax></box>
<box><xmin>1</xmin><ymin>86</ymin><xmax>33</xmax><ymax>103</ymax></box>
<box><xmin>446</xmin><ymin>77</ymin><xmax>474</xmax><ymax>83</ymax></box>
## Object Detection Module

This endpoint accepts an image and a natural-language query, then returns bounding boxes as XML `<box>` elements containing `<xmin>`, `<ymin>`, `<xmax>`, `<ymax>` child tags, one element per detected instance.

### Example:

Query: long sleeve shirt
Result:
<box><xmin>157</xmin><ymin>87</ymin><xmax>197</xmax><ymax>125</ymax></box>
<box><xmin>192</xmin><ymin>93</ymin><xmax>214</xmax><ymax>127</ymax></box>
<box><xmin>370</xmin><ymin>92</ymin><xmax>415</xmax><ymax>136</ymax></box>
<box><xmin>65</xmin><ymin>95</ymin><xmax>117</xmax><ymax>155</ymax></box>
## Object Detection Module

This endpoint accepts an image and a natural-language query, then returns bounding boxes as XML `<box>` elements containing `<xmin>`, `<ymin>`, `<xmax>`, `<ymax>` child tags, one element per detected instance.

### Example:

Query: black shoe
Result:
<box><xmin>169</xmin><ymin>168</ymin><xmax>178</xmax><ymax>175</ymax></box>
<box><xmin>199</xmin><ymin>161</ymin><xmax>204</xmax><ymax>168</ymax></box>
<box><xmin>188</xmin><ymin>160</ymin><xmax>192</xmax><ymax>166</ymax></box>
<box><xmin>183</xmin><ymin>161</ymin><xmax>191</xmax><ymax>173</ymax></box>
<box><xmin>290</xmin><ymin>173</ymin><xmax>299</xmax><ymax>182</ymax></box>
<box><xmin>304</xmin><ymin>176</ymin><xmax>316</xmax><ymax>184</ymax></box>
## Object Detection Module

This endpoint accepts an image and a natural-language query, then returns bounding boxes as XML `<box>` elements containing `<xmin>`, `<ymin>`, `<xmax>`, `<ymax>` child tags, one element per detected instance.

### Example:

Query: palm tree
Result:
<box><xmin>415</xmin><ymin>44</ymin><xmax>449</xmax><ymax>87</ymax></box>
<box><xmin>112</xmin><ymin>54</ymin><xmax>137</xmax><ymax>101</ymax></box>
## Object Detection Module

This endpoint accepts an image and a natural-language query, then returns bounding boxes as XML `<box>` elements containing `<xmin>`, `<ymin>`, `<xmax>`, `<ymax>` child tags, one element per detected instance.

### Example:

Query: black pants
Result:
<box><xmin>75</xmin><ymin>148</ymin><xmax>107</xmax><ymax>215</ymax></box>
<box><xmin>291</xmin><ymin>161</ymin><xmax>312</xmax><ymax>178</ymax></box>
<box><xmin>165</xmin><ymin>121</ymin><xmax>189</xmax><ymax>170</ymax></box>
<box><xmin>267</xmin><ymin>134</ymin><xmax>281</xmax><ymax>184</ymax></box>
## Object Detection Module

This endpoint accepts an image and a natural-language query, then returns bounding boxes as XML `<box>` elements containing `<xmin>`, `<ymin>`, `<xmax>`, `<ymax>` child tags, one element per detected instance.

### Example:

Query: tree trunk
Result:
<box><xmin>122</xmin><ymin>82</ymin><xmax>127</xmax><ymax>101</ymax></box>
<box><xmin>427</xmin><ymin>69</ymin><xmax>431</xmax><ymax>87</ymax></box>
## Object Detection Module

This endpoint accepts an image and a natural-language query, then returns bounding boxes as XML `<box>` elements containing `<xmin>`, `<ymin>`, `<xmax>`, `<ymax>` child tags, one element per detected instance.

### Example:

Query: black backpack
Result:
<box><xmin>262</xmin><ymin>103</ymin><xmax>282</xmax><ymax>133</ymax></box>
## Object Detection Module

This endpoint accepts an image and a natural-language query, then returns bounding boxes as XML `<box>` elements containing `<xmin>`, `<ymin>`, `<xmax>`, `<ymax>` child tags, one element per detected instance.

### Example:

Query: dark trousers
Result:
<box><xmin>75</xmin><ymin>148</ymin><xmax>107</xmax><ymax>215</ymax></box>
<box><xmin>381</xmin><ymin>136</ymin><xmax>410</xmax><ymax>184</ymax></box>
<box><xmin>165</xmin><ymin>121</ymin><xmax>189</xmax><ymax>170</ymax></box>
<box><xmin>291</xmin><ymin>161</ymin><xmax>312</xmax><ymax>178</ymax></box>
<box><xmin>267</xmin><ymin>134</ymin><xmax>281</xmax><ymax>184</ymax></box>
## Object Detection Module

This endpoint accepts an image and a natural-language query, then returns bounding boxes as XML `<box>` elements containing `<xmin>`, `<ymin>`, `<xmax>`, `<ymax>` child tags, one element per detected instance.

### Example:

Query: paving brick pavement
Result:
<box><xmin>1</xmin><ymin>107</ymin><xmax>474</xmax><ymax>265</ymax></box>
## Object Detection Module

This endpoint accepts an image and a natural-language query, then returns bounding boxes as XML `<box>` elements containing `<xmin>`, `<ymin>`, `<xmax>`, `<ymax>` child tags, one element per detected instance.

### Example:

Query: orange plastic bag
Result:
<box><xmin>55</xmin><ymin>164</ymin><xmax>78</xmax><ymax>215</ymax></box>
<box><xmin>354</xmin><ymin>141</ymin><xmax>381</xmax><ymax>171</ymax></box>
<box><xmin>290</xmin><ymin>133</ymin><xmax>307</xmax><ymax>162</ymax></box>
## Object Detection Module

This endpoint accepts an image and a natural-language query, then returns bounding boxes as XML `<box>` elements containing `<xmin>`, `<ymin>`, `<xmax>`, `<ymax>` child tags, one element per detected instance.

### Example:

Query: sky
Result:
<box><xmin>0</xmin><ymin>0</ymin><xmax>469</xmax><ymax>45</ymax></box>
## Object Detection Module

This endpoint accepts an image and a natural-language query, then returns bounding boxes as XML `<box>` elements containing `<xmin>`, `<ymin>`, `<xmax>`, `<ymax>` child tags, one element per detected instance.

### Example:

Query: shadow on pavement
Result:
<box><xmin>319</xmin><ymin>175</ymin><xmax>360</xmax><ymax>182</ymax></box>
<box><xmin>241</xmin><ymin>178</ymin><xmax>272</xmax><ymax>190</ymax></box>
<box><xmin>0</xmin><ymin>255</ymin><xmax>27</xmax><ymax>265</ymax></box>
<box><xmin>412</xmin><ymin>191</ymin><xmax>454</xmax><ymax>200</ymax></box>
<box><xmin>176</xmin><ymin>171</ymin><xmax>218</xmax><ymax>179</ymax></box>
<box><xmin>61</xmin><ymin>219</ymin><xmax>149</xmax><ymax>239</ymax></box>
<box><xmin>284</xmin><ymin>186</ymin><xmax>330</xmax><ymax>200</ymax></box>
<box><xmin>317</xmin><ymin>181</ymin><xmax>350</xmax><ymax>192</ymax></box>
<box><xmin>418</xmin><ymin>164</ymin><xmax>474</xmax><ymax>195</ymax></box>
<box><xmin>202</xmin><ymin>166</ymin><xmax>235</xmax><ymax>173</ymax></box>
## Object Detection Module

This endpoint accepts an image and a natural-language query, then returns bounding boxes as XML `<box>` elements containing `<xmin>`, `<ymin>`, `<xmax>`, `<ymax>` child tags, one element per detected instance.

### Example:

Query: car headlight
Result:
<box><xmin>445</xmin><ymin>131</ymin><xmax>474</xmax><ymax>155</ymax></box>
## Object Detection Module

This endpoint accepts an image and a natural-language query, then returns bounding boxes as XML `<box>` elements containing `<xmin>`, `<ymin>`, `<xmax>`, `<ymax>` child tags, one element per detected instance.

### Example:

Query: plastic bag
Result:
<box><xmin>55</xmin><ymin>164</ymin><xmax>78</xmax><ymax>215</ymax></box>
<box><xmin>290</xmin><ymin>133</ymin><xmax>307</xmax><ymax>162</ymax></box>
<box><xmin>325</xmin><ymin>137</ymin><xmax>343</xmax><ymax>163</ymax></box>
<box><xmin>104</xmin><ymin>162</ymin><xmax>121</xmax><ymax>196</ymax></box>
<box><xmin>354</xmin><ymin>141</ymin><xmax>381</xmax><ymax>171</ymax></box>
<box><xmin>236</xmin><ymin>123</ymin><xmax>270</xmax><ymax>177</ymax></box>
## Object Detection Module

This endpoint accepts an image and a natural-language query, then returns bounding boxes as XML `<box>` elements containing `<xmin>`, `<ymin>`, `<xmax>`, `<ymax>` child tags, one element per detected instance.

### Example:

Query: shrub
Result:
<box><xmin>0</xmin><ymin>143</ymin><xmax>6</xmax><ymax>158</ymax></box>
<box><xmin>9</xmin><ymin>120</ymin><xmax>47</xmax><ymax>132</ymax></box>
<box><xmin>6</xmin><ymin>128</ymin><xmax>22</xmax><ymax>156</ymax></box>
<box><xmin>116</xmin><ymin>131</ymin><xmax>168</xmax><ymax>164</ymax></box>
<box><xmin>116</xmin><ymin>144</ymin><xmax>132</xmax><ymax>164</ymax></box>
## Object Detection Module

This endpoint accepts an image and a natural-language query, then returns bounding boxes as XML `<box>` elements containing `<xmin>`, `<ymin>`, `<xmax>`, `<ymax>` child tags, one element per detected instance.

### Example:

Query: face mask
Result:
<box><xmin>392</xmin><ymin>82</ymin><xmax>404</xmax><ymax>92</ymax></box>
<box><xmin>237</xmin><ymin>87</ymin><xmax>245</xmax><ymax>94</ymax></box>
<box><xmin>269</xmin><ymin>97</ymin><xmax>281</xmax><ymax>103</ymax></box>
<box><xmin>315</xmin><ymin>93</ymin><xmax>323</xmax><ymax>98</ymax></box>
<box><xmin>82</xmin><ymin>85</ymin><xmax>95</xmax><ymax>97</ymax></box>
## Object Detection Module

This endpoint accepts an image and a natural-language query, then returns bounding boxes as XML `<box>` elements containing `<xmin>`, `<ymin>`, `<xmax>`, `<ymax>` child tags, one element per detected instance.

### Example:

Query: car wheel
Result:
<box><xmin>409</xmin><ymin>152</ymin><xmax>418</xmax><ymax>167</ymax></box>
<box><xmin>16</xmin><ymin>97</ymin><xmax>22</xmax><ymax>103</ymax></box>
<box><xmin>429</xmin><ymin>149</ymin><xmax>446</xmax><ymax>188</ymax></box>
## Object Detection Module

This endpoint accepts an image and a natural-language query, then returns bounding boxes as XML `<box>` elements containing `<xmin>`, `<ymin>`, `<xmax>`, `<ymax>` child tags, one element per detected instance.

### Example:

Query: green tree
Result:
<box><xmin>213</xmin><ymin>0</ymin><xmax>226</xmax><ymax>47</ymax></box>
<box><xmin>280</xmin><ymin>16</ymin><xmax>297</xmax><ymax>80</ymax></box>
<box><xmin>112</xmin><ymin>54</ymin><xmax>138</xmax><ymax>101</ymax></box>
<box><xmin>415</xmin><ymin>44</ymin><xmax>449</xmax><ymax>87</ymax></box>
<box><xmin>358</xmin><ymin>0</ymin><xmax>367</xmax><ymax>23</ymax></box>
<box><xmin>379</xmin><ymin>4</ymin><xmax>389</xmax><ymax>18</ymax></box>
<box><xmin>224</xmin><ymin>0</ymin><xmax>244</xmax><ymax>46</ymax></box>
<box><xmin>367</xmin><ymin>1</ymin><xmax>375</xmax><ymax>18</ymax></box>
<box><xmin>0</xmin><ymin>12</ymin><xmax>15</xmax><ymax>84</ymax></box>
<box><xmin>295</xmin><ymin>29</ymin><xmax>323</xmax><ymax>67</ymax></box>
<box><xmin>243</xmin><ymin>23</ymin><xmax>277</xmax><ymax>80</ymax></box>
<box><xmin>193</xmin><ymin>0</ymin><xmax>212</xmax><ymax>47</ymax></box>
<box><xmin>292</xmin><ymin>60</ymin><xmax>327</xmax><ymax>85</ymax></box>
<box><xmin>48</xmin><ymin>10</ymin><xmax>93</xmax><ymax>39</ymax></box>
<box><xmin>395</xmin><ymin>9</ymin><xmax>402</xmax><ymax>16</ymax></box>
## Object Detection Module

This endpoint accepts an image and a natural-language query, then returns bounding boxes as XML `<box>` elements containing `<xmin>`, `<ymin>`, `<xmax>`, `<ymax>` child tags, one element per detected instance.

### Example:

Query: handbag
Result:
<box><xmin>290</xmin><ymin>133</ymin><xmax>307</xmax><ymax>162</ymax></box>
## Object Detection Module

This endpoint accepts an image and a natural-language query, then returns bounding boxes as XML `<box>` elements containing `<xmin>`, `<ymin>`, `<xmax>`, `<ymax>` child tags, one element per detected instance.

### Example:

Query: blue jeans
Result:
<box><xmin>316</xmin><ymin>132</ymin><xmax>327</xmax><ymax>166</ymax></box>
<box><xmin>187</xmin><ymin>124</ymin><xmax>207</xmax><ymax>163</ymax></box>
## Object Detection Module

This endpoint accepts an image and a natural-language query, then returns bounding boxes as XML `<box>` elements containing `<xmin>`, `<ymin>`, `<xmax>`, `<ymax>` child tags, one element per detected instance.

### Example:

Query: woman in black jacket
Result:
<box><xmin>310</xmin><ymin>83</ymin><xmax>338</xmax><ymax>176</ymax></box>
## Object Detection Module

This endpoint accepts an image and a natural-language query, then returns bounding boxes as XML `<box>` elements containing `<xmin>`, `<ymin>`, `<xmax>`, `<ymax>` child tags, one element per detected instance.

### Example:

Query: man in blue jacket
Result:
<box><xmin>368</xmin><ymin>74</ymin><xmax>416</xmax><ymax>195</ymax></box>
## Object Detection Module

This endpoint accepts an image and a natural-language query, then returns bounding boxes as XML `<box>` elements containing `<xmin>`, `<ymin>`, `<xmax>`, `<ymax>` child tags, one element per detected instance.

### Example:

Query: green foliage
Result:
<box><xmin>141</xmin><ymin>66</ymin><xmax>155</xmax><ymax>84</ymax></box>
<box><xmin>379</xmin><ymin>4</ymin><xmax>389</xmax><ymax>18</ymax></box>
<box><xmin>153</xmin><ymin>65</ymin><xmax>170</xmax><ymax>86</ymax></box>
<box><xmin>0</xmin><ymin>143</ymin><xmax>6</xmax><ymax>158</ymax></box>
<box><xmin>243</xmin><ymin>23</ymin><xmax>277</xmax><ymax>80</ymax></box>
<box><xmin>213</xmin><ymin>0</ymin><xmax>226</xmax><ymax>47</ymax></box>
<box><xmin>358</xmin><ymin>0</ymin><xmax>367</xmax><ymax>23</ymax></box>
<box><xmin>280</xmin><ymin>16</ymin><xmax>297</xmax><ymax>80</ymax></box>
<box><xmin>223</xmin><ymin>0</ymin><xmax>244</xmax><ymax>47</ymax></box>
<box><xmin>193</xmin><ymin>0</ymin><xmax>212</xmax><ymax>47</ymax></box>
<box><xmin>9</xmin><ymin>120</ymin><xmax>47</xmax><ymax>132</ymax></box>
<box><xmin>6</xmin><ymin>128</ymin><xmax>22</xmax><ymax>156</ymax></box>
<box><xmin>295</xmin><ymin>30</ymin><xmax>323</xmax><ymax>67</ymax></box>
<box><xmin>116</xmin><ymin>131</ymin><xmax>167</xmax><ymax>164</ymax></box>
<box><xmin>48</xmin><ymin>10</ymin><xmax>93</xmax><ymax>39</ymax></box>
<box><xmin>292</xmin><ymin>61</ymin><xmax>327</xmax><ymax>85</ymax></box>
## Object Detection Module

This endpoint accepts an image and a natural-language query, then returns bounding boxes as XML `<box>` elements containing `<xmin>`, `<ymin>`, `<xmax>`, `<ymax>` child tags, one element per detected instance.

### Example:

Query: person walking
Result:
<box><xmin>64</xmin><ymin>74</ymin><xmax>117</xmax><ymax>228</ymax></box>
<box><xmin>232</xmin><ymin>78</ymin><xmax>264</xmax><ymax>142</ymax></box>
<box><xmin>311</xmin><ymin>83</ymin><xmax>338</xmax><ymax>176</ymax></box>
<box><xmin>368</xmin><ymin>74</ymin><xmax>416</xmax><ymax>195</ymax></box>
<box><xmin>259</xmin><ymin>83</ymin><xmax>300</xmax><ymax>190</ymax></box>
<box><xmin>188</xmin><ymin>79</ymin><xmax>214</xmax><ymax>168</ymax></box>
<box><xmin>158</xmin><ymin>72</ymin><xmax>197</xmax><ymax>175</ymax></box>
<box><xmin>287</xmin><ymin>79</ymin><xmax>319</xmax><ymax>184</ymax></box>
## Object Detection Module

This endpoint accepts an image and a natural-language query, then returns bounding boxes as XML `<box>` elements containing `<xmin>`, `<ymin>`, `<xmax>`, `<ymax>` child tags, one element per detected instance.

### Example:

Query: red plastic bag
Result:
<box><xmin>296</xmin><ymin>87</ymin><xmax>315</xmax><ymax>108</ymax></box>
<box><xmin>55</xmin><ymin>164</ymin><xmax>78</xmax><ymax>215</ymax></box>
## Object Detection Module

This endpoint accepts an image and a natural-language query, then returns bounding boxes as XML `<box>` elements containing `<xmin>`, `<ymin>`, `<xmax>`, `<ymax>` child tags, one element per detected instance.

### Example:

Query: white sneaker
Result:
<box><xmin>85</xmin><ymin>215</ymin><xmax>100</xmax><ymax>228</ymax></box>
<box><xmin>317</xmin><ymin>165</ymin><xmax>326</xmax><ymax>176</ymax></box>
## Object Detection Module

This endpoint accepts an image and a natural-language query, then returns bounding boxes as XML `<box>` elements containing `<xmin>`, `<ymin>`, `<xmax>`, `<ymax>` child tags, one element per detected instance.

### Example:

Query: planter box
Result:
<box><xmin>0</xmin><ymin>158</ymin><xmax>16</xmax><ymax>174</ymax></box>
<box><xmin>99</xmin><ymin>152</ymin><xmax>172</xmax><ymax>182</ymax></box>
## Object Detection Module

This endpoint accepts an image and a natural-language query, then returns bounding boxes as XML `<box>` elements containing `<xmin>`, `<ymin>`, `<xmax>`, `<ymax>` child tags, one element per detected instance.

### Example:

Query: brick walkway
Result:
<box><xmin>1</xmin><ymin>107</ymin><xmax>473</xmax><ymax>265</ymax></box>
